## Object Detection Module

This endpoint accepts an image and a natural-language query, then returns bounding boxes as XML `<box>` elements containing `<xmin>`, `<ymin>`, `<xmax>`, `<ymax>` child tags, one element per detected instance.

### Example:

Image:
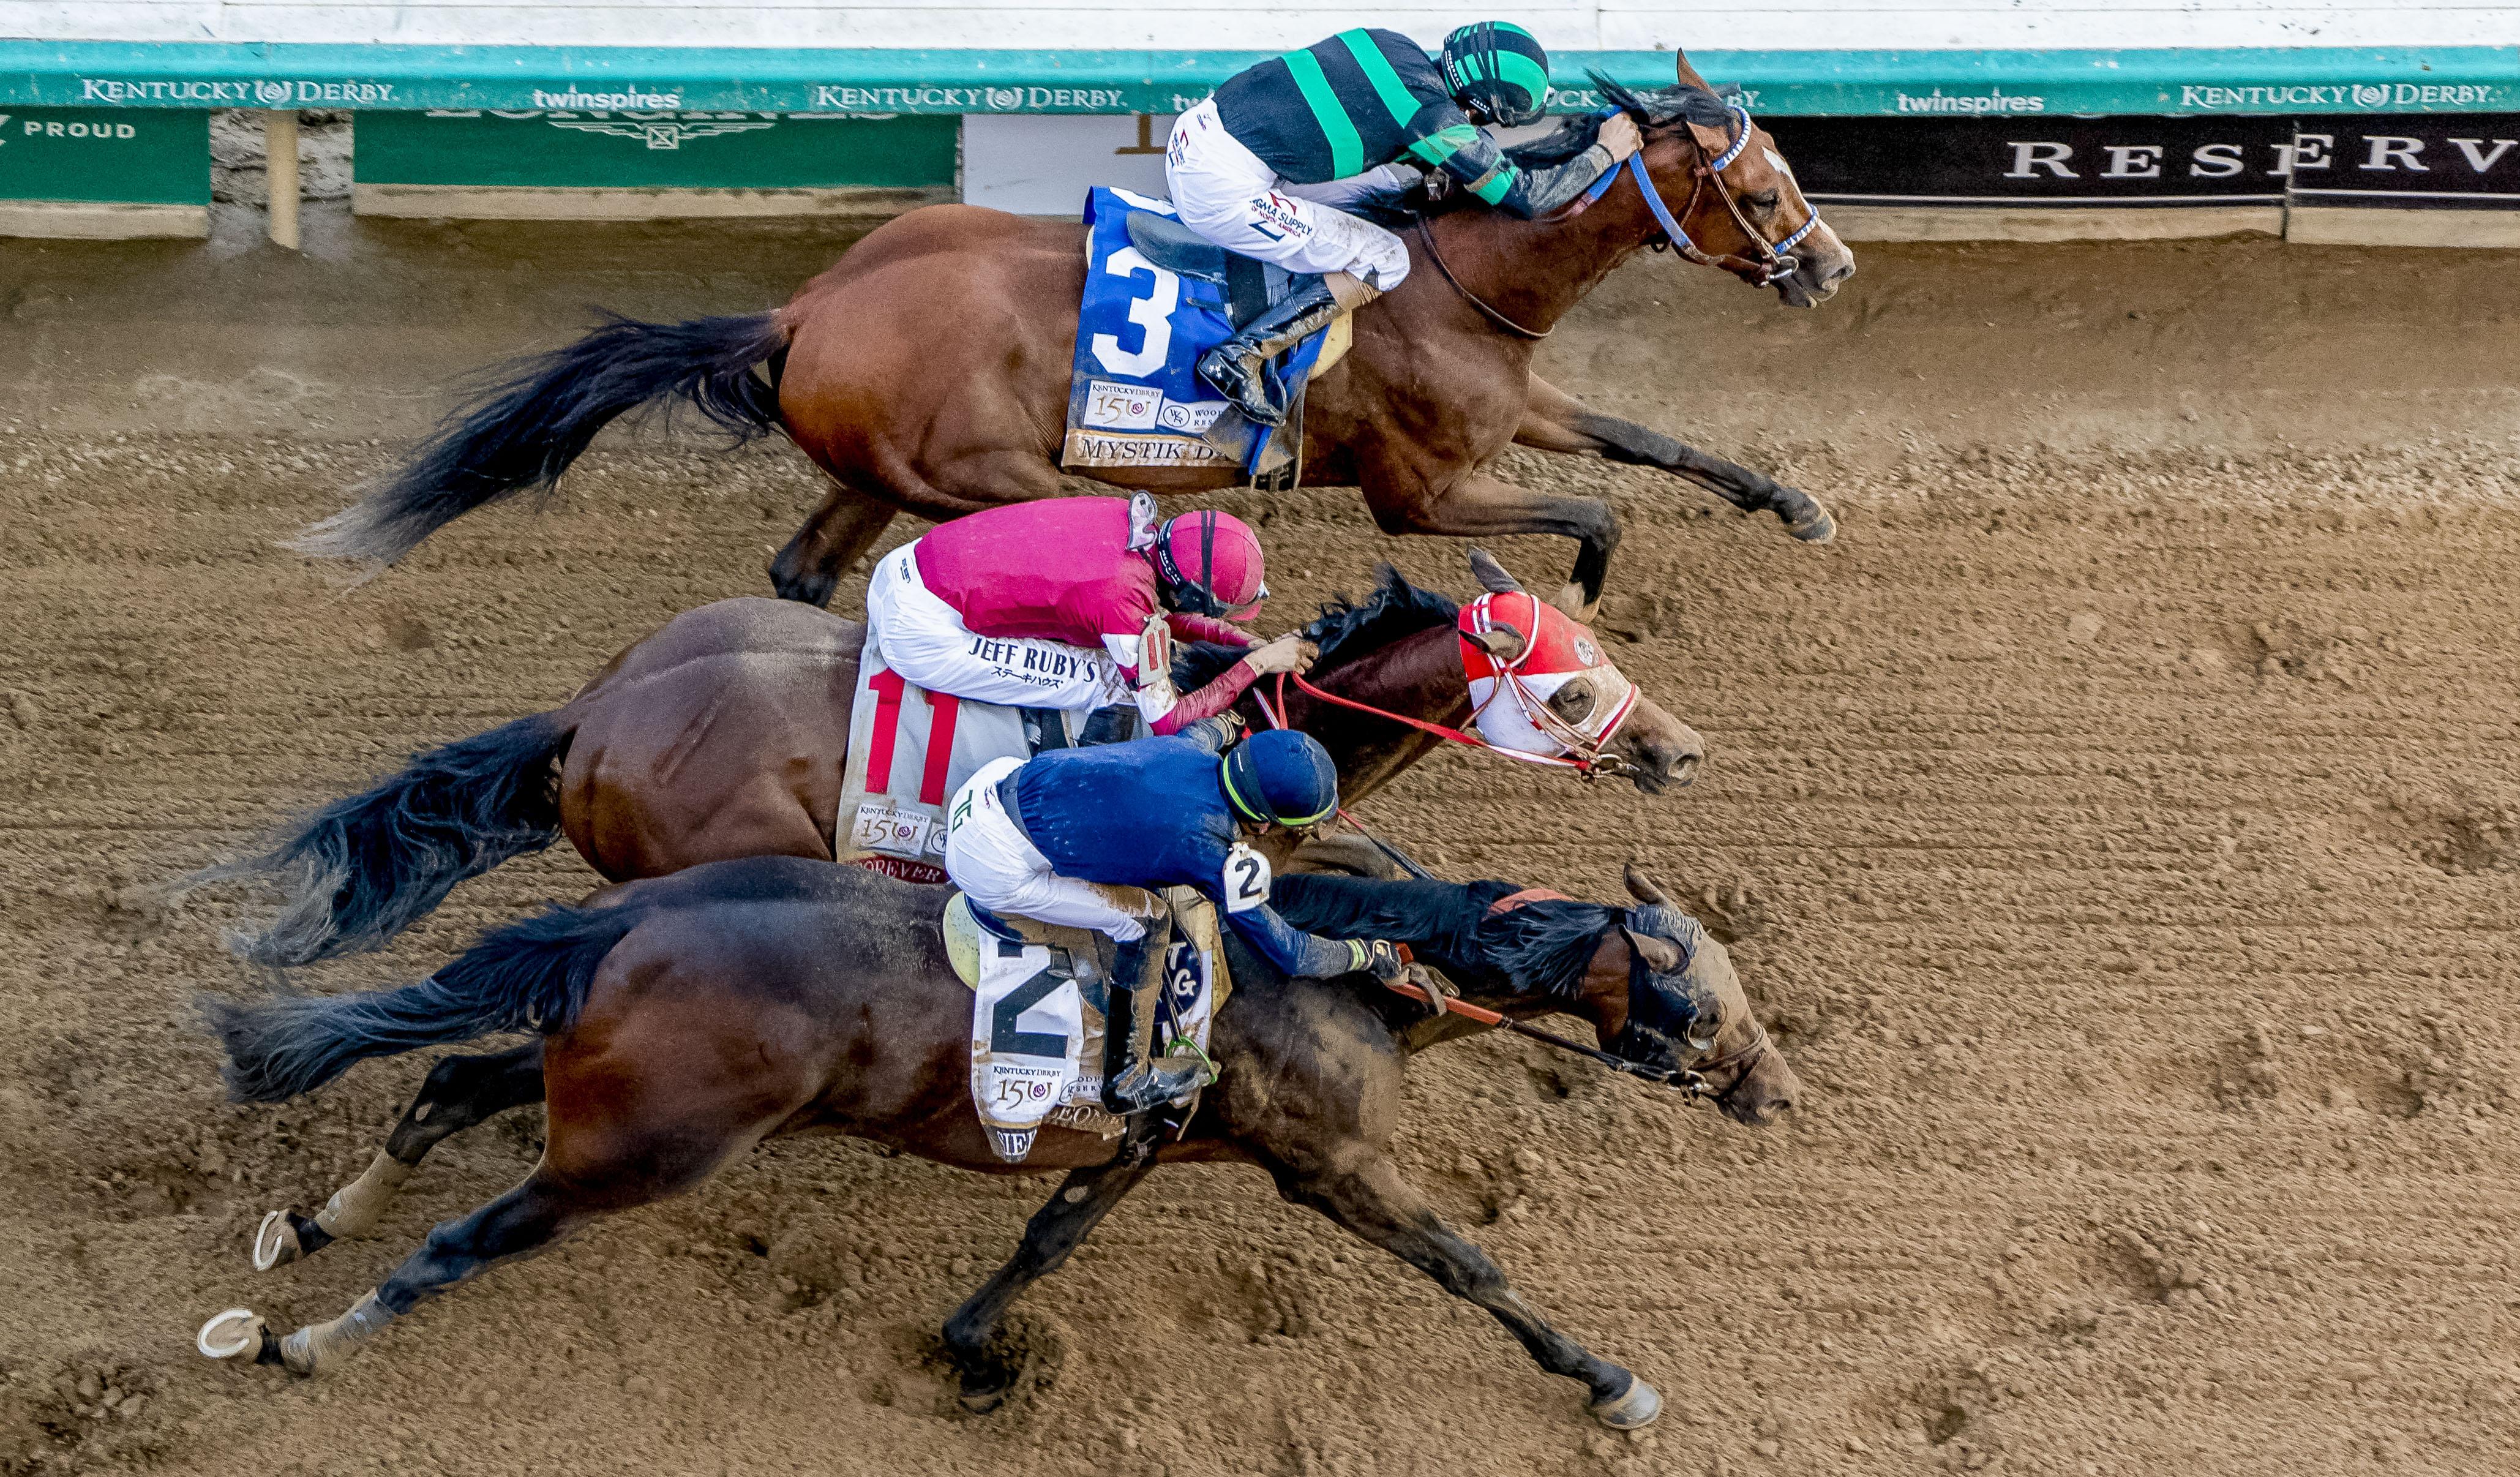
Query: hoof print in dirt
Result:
<box><xmin>1</xmin><ymin>1350</ymin><xmax>171</xmax><ymax>1474</ymax></box>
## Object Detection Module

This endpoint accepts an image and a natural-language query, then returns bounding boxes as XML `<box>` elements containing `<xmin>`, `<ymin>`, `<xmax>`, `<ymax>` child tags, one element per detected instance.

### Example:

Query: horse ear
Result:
<box><xmin>1466</xmin><ymin>546</ymin><xmax>1524</xmax><ymax>595</ymax></box>
<box><xmin>1673</xmin><ymin>49</ymin><xmax>1716</xmax><ymax>92</ymax></box>
<box><xmin>1623</xmin><ymin>864</ymin><xmax>1673</xmax><ymax>907</ymax></box>
<box><xmin>1466</xmin><ymin>621</ymin><xmax>1528</xmax><ymax>664</ymax></box>
<box><xmin>1621</xmin><ymin>925</ymin><xmax>1684</xmax><ymax>975</ymax></box>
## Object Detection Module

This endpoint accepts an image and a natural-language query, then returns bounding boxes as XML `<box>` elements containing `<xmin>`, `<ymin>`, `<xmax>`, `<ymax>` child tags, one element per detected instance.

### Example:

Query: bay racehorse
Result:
<box><xmin>204</xmin><ymin>551</ymin><xmax>1700</xmax><ymax>969</ymax></box>
<box><xmin>197</xmin><ymin>860</ymin><xmax>1799</xmax><ymax>1430</ymax></box>
<box><xmin>292</xmin><ymin>59</ymin><xmax>1851</xmax><ymax>616</ymax></box>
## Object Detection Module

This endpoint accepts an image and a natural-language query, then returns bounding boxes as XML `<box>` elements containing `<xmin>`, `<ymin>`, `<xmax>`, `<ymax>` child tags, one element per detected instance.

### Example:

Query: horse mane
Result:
<box><xmin>1269</xmin><ymin>873</ymin><xmax>1618</xmax><ymax>1001</ymax></box>
<box><xmin>1172</xmin><ymin>566</ymin><xmax>1460</xmax><ymax>690</ymax></box>
<box><xmin>1506</xmin><ymin>77</ymin><xmax>1734</xmax><ymax>168</ymax></box>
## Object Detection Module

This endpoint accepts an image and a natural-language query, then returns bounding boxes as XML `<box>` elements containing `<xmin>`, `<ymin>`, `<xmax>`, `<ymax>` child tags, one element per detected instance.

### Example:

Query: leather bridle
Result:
<box><xmin>1416</xmin><ymin>99</ymin><xmax>1826</xmax><ymax>337</ymax></box>
<box><xmin>1589</xmin><ymin>100</ymin><xmax>1823</xmax><ymax>288</ymax></box>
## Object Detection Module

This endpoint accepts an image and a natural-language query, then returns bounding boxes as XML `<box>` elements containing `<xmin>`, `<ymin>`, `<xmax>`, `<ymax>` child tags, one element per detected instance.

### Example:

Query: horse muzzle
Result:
<box><xmin>1611</xmin><ymin>718</ymin><xmax>1704</xmax><ymax>795</ymax></box>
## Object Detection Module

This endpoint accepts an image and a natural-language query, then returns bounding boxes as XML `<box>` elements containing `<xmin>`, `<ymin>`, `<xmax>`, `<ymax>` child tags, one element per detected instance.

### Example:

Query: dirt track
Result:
<box><xmin>2</xmin><ymin>208</ymin><xmax>2518</xmax><ymax>1476</ymax></box>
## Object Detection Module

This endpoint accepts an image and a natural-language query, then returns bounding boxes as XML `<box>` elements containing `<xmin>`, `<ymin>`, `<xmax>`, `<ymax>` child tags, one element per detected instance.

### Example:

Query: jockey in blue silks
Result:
<box><xmin>945</xmin><ymin>720</ymin><xmax>1408</xmax><ymax>1113</ymax></box>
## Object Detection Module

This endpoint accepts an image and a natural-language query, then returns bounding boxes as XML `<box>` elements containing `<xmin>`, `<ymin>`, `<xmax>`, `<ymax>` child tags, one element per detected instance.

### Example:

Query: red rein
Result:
<box><xmin>1260</xmin><ymin>671</ymin><xmax>1594</xmax><ymax>773</ymax></box>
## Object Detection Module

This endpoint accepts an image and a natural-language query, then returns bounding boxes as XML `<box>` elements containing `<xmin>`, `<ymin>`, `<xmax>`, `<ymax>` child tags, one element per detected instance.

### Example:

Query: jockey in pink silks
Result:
<box><xmin>863</xmin><ymin>494</ymin><xmax>1314</xmax><ymax>740</ymax></box>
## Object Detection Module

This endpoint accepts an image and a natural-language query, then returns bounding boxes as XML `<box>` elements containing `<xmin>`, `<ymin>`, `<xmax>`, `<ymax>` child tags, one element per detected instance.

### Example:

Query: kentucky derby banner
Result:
<box><xmin>2</xmin><ymin>42</ymin><xmax>2512</xmax><ymax>118</ymax></box>
<box><xmin>353</xmin><ymin>108</ymin><xmax>956</xmax><ymax>218</ymax></box>
<box><xmin>0</xmin><ymin>106</ymin><xmax>208</xmax><ymax>238</ymax></box>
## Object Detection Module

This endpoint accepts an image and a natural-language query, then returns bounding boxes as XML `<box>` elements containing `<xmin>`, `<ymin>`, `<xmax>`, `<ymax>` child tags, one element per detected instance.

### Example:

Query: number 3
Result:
<box><xmin>1092</xmin><ymin>246</ymin><xmax>1179</xmax><ymax>378</ymax></box>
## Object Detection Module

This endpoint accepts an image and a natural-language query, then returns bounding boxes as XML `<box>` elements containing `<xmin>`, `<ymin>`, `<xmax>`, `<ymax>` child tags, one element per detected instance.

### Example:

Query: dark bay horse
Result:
<box><xmin>208</xmin><ymin>553</ymin><xmax>1701</xmax><ymax>969</ymax></box>
<box><xmin>293</xmin><ymin>58</ymin><xmax>1851</xmax><ymax>616</ymax></box>
<box><xmin>198</xmin><ymin>860</ymin><xmax>1800</xmax><ymax>1429</ymax></box>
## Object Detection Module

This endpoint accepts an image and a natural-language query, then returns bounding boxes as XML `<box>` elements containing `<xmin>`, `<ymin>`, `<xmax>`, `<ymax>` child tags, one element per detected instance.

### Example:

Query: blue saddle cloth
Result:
<box><xmin>1061</xmin><ymin>187</ymin><xmax>1326</xmax><ymax>480</ymax></box>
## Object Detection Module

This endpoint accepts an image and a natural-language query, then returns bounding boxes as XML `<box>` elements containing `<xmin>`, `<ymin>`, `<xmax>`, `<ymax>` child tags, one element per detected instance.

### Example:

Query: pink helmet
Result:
<box><xmin>1155</xmin><ymin>509</ymin><xmax>1268</xmax><ymax>620</ymax></box>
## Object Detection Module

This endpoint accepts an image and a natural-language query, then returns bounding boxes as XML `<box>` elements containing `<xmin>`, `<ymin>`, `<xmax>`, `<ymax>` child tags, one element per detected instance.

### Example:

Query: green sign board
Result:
<box><xmin>1</xmin><ymin>42</ymin><xmax>2513</xmax><ymax>119</ymax></box>
<box><xmin>357</xmin><ymin>109</ymin><xmax>956</xmax><ymax>189</ymax></box>
<box><xmin>0</xmin><ymin>106</ymin><xmax>206</xmax><ymax>203</ymax></box>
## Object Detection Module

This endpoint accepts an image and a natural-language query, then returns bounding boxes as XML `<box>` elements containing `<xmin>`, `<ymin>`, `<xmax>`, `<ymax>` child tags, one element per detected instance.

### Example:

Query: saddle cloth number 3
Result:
<box><xmin>1092</xmin><ymin>247</ymin><xmax>1179</xmax><ymax>378</ymax></box>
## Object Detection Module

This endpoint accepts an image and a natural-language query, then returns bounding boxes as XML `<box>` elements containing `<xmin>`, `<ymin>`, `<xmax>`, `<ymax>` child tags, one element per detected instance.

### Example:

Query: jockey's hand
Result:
<box><xmin>1243</xmin><ymin>634</ymin><xmax>1319</xmax><ymax>677</ymax></box>
<box><xmin>1358</xmin><ymin>939</ymin><xmax>1411</xmax><ymax>984</ymax></box>
<box><xmin>1599</xmin><ymin>112</ymin><xmax>1642</xmax><ymax>163</ymax></box>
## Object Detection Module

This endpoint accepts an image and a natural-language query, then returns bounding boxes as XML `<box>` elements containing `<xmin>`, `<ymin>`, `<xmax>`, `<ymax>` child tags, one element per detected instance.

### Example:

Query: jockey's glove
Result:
<box><xmin>1352</xmin><ymin>939</ymin><xmax>1411</xmax><ymax>983</ymax></box>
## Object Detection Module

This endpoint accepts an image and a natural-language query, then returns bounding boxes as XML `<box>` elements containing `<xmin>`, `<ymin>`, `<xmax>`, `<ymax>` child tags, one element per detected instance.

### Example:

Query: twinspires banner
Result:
<box><xmin>353</xmin><ymin>108</ymin><xmax>957</xmax><ymax>217</ymax></box>
<box><xmin>0</xmin><ymin>106</ymin><xmax>207</xmax><ymax>237</ymax></box>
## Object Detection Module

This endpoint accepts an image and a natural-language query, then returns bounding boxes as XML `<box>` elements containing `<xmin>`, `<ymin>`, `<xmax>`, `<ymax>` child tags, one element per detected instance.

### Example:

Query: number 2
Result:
<box><xmin>1223</xmin><ymin>842</ymin><xmax>1270</xmax><ymax>913</ymax></box>
<box><xmin>1092</xmin><ymin>247</ymin><xmax>1179</xmax><ymax>378</ymax></box>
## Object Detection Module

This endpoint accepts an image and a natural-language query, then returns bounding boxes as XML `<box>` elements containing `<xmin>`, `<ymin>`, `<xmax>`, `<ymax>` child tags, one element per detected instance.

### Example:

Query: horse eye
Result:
<box><xmin>1752</xmin><ymin>191</ymin><xmax>1782</xmax><ymax>212</ymax></box>
<box><xmin>1548</xmin><ymin>682</ymin><xmax>1596</xmax><ymax>723</ymax></box>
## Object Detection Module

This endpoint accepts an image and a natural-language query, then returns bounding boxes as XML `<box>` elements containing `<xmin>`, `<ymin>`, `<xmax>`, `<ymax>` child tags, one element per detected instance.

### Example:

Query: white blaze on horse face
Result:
<box><xmin>1761</xmin><ymin>147</ymin><xmax>1794</xmax><ymax>181</ymax></box>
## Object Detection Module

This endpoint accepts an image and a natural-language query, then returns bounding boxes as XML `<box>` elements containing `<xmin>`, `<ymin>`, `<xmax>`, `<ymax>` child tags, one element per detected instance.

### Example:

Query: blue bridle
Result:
<box><xmin>1579</xmin><ymin>102</ymin><xmax>1823</xmax><ymax>285</ymax></box>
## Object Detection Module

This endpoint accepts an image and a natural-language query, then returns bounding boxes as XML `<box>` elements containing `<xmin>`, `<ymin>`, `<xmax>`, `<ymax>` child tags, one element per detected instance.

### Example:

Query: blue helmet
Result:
<box><xmin>1221</xmin><ymin>729</ymin><xmax>1339</xmax><ymax>828</ymax></box>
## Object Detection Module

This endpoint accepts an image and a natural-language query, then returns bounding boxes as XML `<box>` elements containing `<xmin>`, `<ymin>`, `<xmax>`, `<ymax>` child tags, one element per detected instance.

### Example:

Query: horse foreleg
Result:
<box><xmin>1377</xmin><ymin>471</ymin><xmax>1619</xmax><ymax>620</ymax></box>
<box><xmin>1515</xmin><ymin>374</ymin><xmax>1834</xmax><ymax>545</ymax></box>
<box><xmin>768</xmin><ymin>484</ymin><xmax>896</xmax><ymax>607</ymax></box>
<box><xmin>251</xmin><ymin>1042</ymin><xmax>550</xmax><ymax>1271</ymax></box>
<box><xmin>1288</xmin><ymin>1154</ymin><xmax>1660</xmax><ymax>1430</ymax></box>
<box><xmin>942</xmin><ymin>1156</ymin><xmax>1158</xmax><ymax>1411</ymax></box>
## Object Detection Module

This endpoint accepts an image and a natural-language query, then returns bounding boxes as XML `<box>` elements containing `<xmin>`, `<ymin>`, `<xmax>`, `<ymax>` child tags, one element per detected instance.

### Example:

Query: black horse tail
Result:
<box><xmin>204</xmin><ymin>899</ymin><xmax>643</xmax><ymax>1103</ymax></box>
<box><xmin>196</xmin><ymin>710</ymin><xmax>573</xmax><ymax>968</ymax></box>
<box><xmin>290</xmin><ymin>310</ymin><xmax>789</xmax><ymax>565</ymax></box>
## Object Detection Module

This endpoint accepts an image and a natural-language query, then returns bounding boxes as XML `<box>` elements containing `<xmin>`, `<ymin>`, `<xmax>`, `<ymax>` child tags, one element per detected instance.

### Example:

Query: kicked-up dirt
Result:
<box><xmin>1</xmin><ymin>206</ymin><xmax>2516</xmax><ymax>1476</ymax></box>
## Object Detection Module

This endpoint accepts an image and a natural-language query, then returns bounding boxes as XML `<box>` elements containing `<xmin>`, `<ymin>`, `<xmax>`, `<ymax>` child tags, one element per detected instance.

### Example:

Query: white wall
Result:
<box><xmin>9</xmin><ymin>1</ymin><xmax>2516</xmax><ymax>51</ymax></box>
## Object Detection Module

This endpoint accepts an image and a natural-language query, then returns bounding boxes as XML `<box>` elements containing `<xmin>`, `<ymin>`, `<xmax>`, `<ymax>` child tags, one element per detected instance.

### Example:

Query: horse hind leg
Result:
<box><xmin>942</xmin><ymin>1157</ymin><xmax>1157</xmax><ymax>1411</ymax></box>
<box><xmin>768</xmin><ymin>483</ymin><xmax>896</xmax><ymax>607</ymax></box>
<box><xmin>252</xmin><ymin>1042</ymin><xmax>547</xmax><ymax>1271</ymax></box>
<box><xmin>208</xmin><ymin>1163</ymin><xmax>588</xmax><ymax>1377</ymax></box>
<box><xmin>1284</xmin><ymin>1153</ymin><xmax>1659</xmax><ymax>1429</ymax></box>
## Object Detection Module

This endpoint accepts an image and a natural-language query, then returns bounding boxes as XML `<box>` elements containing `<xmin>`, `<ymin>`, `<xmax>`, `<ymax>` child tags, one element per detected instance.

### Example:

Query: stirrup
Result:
<box><xmin>1104</xmin><ymin>1056</ymin><xmax>1208</xmax><ymax>1114</ymax></box>
<box><xmin>1196</xmin><ymin>344</ymin><xmax>1284</xmax><ymax>427</ymax></box>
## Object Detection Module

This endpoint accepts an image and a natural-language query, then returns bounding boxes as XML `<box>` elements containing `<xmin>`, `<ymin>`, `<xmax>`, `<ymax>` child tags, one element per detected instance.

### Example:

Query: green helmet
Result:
<box><xmin>1439</xmin><ymin>21</ymin><xmax>1553</xmax><ymax>127</ymax></box>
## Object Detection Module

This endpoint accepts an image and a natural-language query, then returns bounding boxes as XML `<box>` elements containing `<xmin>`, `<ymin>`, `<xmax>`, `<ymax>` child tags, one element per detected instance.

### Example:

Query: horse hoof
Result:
<box><xmin>252</xmin><ymin>1209</ymin><xmax>302</xmax><ymax>1271</ymax></box>
<box><xmin>1589</xmin><ymin>1375</ymin><xmax>1662</xmax><ymax>1430</ymax></box>
<box><xmin>957</xmin><ymin>1381</ymin><xmax>1011</xmax><ymax>1416</ymax></box>
<box><xmin>1782</xmin><ymin>498</ymin><xmax>1836</xmax><ymax>544</ymax></box>
<box><xmin>197</xmin><ymin>1308</ymin><xmax>268</xmax><ymax>1361</ymax></box>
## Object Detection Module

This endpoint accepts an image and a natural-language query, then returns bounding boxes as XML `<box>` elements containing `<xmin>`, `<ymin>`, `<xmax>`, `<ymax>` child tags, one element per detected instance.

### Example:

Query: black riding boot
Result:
<box><xmin>1076</xmin><ymin>704</ymin><xmax>1138</xmax><ymax>746</ymax></box>
<box><xmin>1195</xmin><ymin>276</ymin><xmax>1341</xmax><ymax>428</ymax></box>
<box><xmin>1101</xmin><ymin>914</ymin><xmax>1206</xmax><ymax>1114</ymax></box>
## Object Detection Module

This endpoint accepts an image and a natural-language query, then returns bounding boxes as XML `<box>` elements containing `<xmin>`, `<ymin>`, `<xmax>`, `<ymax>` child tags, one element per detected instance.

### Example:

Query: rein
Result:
<box><xmin>1575</xmin><ymin>102</ymin><xmax>1823</xmax><ymax>288</ymax></box>
<box><xmin>1413</xmin><ymin>100</ymin><xmax>1823</xmax><ymax>336</ymax></box>
<box><xmin>1261</xmin><ymin>669</ymin><xmax>1618</xmax><ymax>777</ymax></box>
<box><xmin>1379</xmin><ymin>970</ymin><xmax>1713</xmax><ymax>1096</ymax></box>
<box><xmin>1412</xmin><ymin>219</ymin><xmax>1551</xmax><ymax>340</ymax></box>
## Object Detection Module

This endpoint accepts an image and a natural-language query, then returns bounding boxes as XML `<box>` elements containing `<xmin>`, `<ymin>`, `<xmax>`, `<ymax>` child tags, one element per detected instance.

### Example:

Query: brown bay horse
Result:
<box><xmin>293</xmin><ymin>58</ymin><xmax>1852</xmax><ymax>615</ymax></box>
<box><xmin>198</xmin><ymin>859</ymin><xmax>1801</xmax><ymax>1429</ymax></box>
<box><xmin>206</xmin><ymin>554</ymin><xmax>1700</xmax><ymax>971</ymax></box>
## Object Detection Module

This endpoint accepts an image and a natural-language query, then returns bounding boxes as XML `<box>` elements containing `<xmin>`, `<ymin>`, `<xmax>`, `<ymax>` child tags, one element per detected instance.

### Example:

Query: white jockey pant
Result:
<box><xmin>945</xmin><ymin>757</ymin><xmax>1164</xmax><ymax>941</ymax></box>
<box><xmin>866</xmin><ymin>544</ymin><xmax>1125</xmax><ymax>713</ymax></box>
<box><xmin>1166</xmin><ymin>99</ymin><xmax>1413</xmax><ymax>289</ymax></box>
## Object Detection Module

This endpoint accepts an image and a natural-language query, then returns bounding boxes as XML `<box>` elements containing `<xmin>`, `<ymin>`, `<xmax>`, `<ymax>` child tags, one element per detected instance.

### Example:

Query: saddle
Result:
<box><xmin>1063</xmin><ymin>187</ymin><xmax>1351</xmax><ymax>490</ymax></box>
<box><xmin>948</xmin><ymin>887</ymin><xmax>1231</xmax><ymax>1163</ymax></box>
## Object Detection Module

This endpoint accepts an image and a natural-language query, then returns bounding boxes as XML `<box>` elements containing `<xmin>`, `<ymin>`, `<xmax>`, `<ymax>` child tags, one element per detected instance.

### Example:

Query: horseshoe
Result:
<box><xmin>197</xmin><ymin>1307</ymin><xmax>266</xmax><ymax>1361</ymax></box>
